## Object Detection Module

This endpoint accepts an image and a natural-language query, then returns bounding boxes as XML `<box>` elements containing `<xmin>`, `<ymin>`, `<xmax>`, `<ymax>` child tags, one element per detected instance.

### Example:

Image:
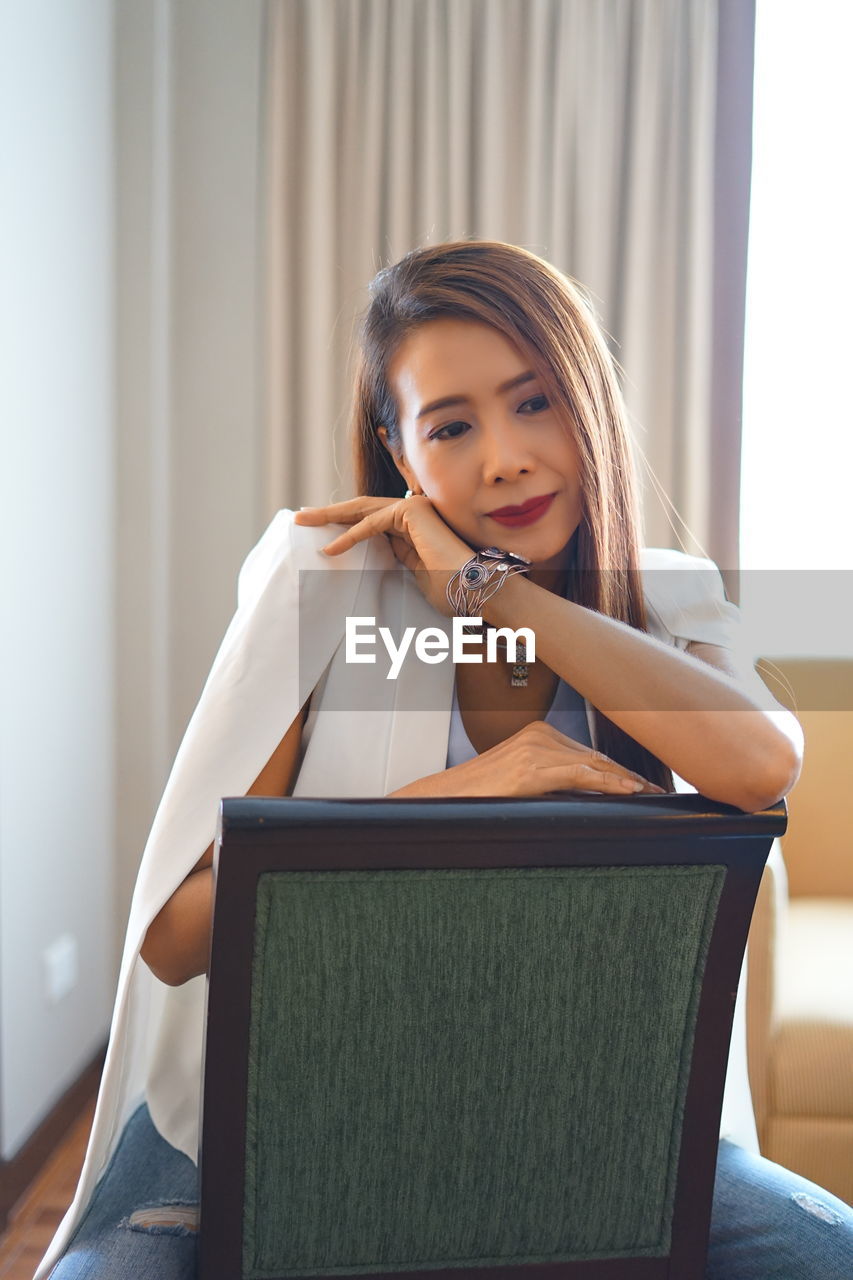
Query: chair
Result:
<box><xmin>199</xmin><ymin>793</ymin><xmax>784</xmax><ymax>1280</ymax></box>
<box><xmin>747</xmin><ymin>657</ymin><xmax>853</xmax><ymax>1203</ymax></box>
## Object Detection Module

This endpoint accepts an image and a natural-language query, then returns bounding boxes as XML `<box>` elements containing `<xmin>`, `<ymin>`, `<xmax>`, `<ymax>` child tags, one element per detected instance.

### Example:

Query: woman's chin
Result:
<box><xmin>507</xmin><ymin>528</ymin><xmax>578</xmax><ymax>569</ymax></box>
<box><xmin>448</xmin><ymin>510</ymin><xmax>579</xmax><ymax>568</ymax></box>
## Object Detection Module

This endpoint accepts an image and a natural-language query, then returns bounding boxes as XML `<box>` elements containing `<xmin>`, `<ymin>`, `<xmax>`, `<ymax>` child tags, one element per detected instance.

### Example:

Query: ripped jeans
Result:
<box><xmin>48</xmin><ymin>1104</ymin><xmax>198</xmax><ymax>1280</ymax></box>
<box><xmin>49</xmin><ymin>1103</ymin><xmax>853</xmax><ymax>1279</ymax></box>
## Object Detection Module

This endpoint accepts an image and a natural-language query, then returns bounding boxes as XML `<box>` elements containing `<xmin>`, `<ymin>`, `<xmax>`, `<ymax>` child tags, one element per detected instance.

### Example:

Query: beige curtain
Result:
<box><xmin>263</xmin><ymin>0</ymin><xmax>750</xmax><ymax>564</ymax></box>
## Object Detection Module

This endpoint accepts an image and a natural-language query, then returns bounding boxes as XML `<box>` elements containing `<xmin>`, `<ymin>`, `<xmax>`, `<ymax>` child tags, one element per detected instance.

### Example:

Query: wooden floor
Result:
<box><xmin>0</xmin><ymin>1099</ymin><xmax>95</xmax><ymax>1280</ymax></box>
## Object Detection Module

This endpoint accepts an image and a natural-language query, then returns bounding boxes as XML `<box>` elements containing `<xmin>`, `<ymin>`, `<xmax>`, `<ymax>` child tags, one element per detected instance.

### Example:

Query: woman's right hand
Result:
<box><xmin>295</xmin><ymin>493</ymin><xmax>474</xmax><ymax>618</ymax></box>
<box><xmin>389</xmin><ymin>720</ymin><xmax>665</xmax><ymax>799</ymax></box>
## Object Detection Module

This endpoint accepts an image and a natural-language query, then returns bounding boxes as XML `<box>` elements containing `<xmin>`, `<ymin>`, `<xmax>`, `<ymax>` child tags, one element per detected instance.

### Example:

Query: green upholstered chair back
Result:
<box><xmin>200</xmin><ymin>795</ymin><xmax>784</xmax><ymax>1280</ymax></box>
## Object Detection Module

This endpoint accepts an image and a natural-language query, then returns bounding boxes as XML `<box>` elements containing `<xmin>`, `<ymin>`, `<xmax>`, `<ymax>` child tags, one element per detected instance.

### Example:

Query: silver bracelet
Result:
<box><xmin>446</xmin><ymin>547</ymin><xmax>531</xmax><ymax>617</ymax></box>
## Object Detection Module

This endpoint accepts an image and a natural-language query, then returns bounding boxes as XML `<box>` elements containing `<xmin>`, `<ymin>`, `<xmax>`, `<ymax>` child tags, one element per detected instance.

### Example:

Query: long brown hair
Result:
<box><xmin>351</xmin><ymin>240</ymin><xmax>672</xmax><ymax>789</ymax></box>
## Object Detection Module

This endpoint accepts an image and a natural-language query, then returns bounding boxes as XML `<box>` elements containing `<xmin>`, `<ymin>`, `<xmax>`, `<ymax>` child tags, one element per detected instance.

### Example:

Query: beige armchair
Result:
<box><xmin>747</xmin><ymin>658</ymin><xmax>853</xmax><ymax>1204</ymax></box>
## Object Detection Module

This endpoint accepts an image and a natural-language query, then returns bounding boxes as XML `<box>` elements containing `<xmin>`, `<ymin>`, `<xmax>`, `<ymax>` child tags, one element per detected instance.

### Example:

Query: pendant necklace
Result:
<box><xmin>467</xmin><ymin>624</ymin><xmax>530</xmax><ymax>688</ymax></box>
<box><xmin>507</xmin><ymin>635</ymin><xmax>530</xmax><ymax>687</ymax></box>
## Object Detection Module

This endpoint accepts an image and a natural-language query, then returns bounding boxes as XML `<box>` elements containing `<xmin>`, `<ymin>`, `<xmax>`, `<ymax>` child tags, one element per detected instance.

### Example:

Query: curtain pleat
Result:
<box><xmin>263</xmin><ymin>0</ymin><xmax>749</xmax><ymax>562</ymax></box>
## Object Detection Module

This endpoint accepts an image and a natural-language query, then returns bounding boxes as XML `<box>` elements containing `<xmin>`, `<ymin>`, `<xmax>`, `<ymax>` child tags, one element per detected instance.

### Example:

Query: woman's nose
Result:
<box><xmin>480</xmin><ymin>421</ymin><xmax>534</xmax><ymax>485</ymax></box>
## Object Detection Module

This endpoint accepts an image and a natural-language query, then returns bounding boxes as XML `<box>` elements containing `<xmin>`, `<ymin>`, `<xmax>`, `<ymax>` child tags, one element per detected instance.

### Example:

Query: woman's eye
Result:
<box><xmin>519</xmin><ymin>394</ymin><xmax>549</xmax><ymax>413</ymax></box>
<box><xmin>431</xmin><ymin>421</ymin><xmax>469</xmax><ymax>441</ymax></box>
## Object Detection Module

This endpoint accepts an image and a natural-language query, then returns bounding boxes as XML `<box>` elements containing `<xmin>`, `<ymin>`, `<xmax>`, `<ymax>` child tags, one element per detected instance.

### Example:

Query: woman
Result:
<box><xmin>40</xmin><ymin>241</ymin><xmax>851</xmax><ymax>1279</ymax></box>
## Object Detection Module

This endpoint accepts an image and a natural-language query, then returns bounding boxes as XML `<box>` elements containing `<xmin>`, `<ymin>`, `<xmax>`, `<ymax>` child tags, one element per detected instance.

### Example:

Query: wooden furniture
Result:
<box><xmin>200</xmin><ymin>794</ymin><xmax>784</xmax><ymax>1280</ymax></box>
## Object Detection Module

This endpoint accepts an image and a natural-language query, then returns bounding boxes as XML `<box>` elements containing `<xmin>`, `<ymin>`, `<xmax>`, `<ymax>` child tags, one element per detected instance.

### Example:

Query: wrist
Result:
<box><xmin>479</xmin><ymin>570</ymin><xmax>533</xmax><ymax>628</ymax></box>
<box><xmin>386</xmin><ymin>769</ymin><xmax>450</xmax><ymax>799</ymax></box>
<box><xmin>445</xmin><ymin>547</ymin><xmax>531</xmax><ymax>618</ymax></box>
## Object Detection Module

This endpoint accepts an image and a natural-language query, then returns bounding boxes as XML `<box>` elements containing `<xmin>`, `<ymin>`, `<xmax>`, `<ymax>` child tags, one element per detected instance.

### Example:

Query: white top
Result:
<box><xmin>37</xmin><ymin>510</ymin><xmax>754</xmax><ymax>1278</ymax></box>
<box><xmin>446</xmin><ymin>674</ymin><xmax>593</xmax><ymax>769</ymax></box>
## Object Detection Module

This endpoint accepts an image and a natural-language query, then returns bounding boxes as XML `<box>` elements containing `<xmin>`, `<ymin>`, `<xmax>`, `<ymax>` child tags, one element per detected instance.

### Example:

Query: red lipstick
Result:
<box><xmin>487</xmin><ymin>493</ymin><xmax>556</xmax><ymax>528</ymax></box>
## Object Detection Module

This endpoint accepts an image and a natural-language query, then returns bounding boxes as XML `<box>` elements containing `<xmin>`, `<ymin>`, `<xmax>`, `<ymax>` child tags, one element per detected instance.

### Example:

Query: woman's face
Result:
<box><xmin>382</xmin><ymin>317</ymin><xmax>583</xmax><ymax>573</ymax></box>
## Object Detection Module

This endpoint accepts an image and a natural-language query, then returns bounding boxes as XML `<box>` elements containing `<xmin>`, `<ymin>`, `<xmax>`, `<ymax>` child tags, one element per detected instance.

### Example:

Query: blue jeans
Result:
<box><xmin>50</xmin><ymin>1104</ymin><xmax>853</xmax><ymax>1279</ymax></box>
<box><xmin>48</xmin><ymin>1104</ymin><xmax>198</xmax><ymax>1280</ymax></box>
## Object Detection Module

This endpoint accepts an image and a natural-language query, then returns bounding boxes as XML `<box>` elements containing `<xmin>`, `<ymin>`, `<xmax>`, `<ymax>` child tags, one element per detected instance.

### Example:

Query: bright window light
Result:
<box><xmin>739</xmin><ymin>0</ymin><xmax>853</xmax><ymax>655</ymax></box>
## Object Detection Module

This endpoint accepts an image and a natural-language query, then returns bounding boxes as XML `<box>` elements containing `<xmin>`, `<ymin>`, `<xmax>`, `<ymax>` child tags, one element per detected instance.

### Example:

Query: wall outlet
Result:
<box><xmin>43</xmin><ymin>933</ymin><xmax>78</xmax><ymax>1004</ymax></box>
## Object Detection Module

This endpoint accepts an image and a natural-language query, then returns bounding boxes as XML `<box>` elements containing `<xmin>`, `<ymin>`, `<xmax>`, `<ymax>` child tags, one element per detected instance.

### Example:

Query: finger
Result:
<box><xmin>539</xmin><ymin>763</ymin><xmax>646</xmax><ymax>794</ymax></box>
<box><xmin>580</xmin><ymin>754</ymin><xmax>664</xmax><ymax>793</ymax></box>
<box><xmin>525</xmin><ymin>727</ymin><xmax>637</xmax><ymax>773</ymax></box>
<box><xmin>321</xmin><ymin>507</ymin><xmax>399</xmax><ymax>555</ymax></box>
<box><xmin>293</xmin><ymin>507</ymin><xmax>334</xmax><ymax>525</ymax></box>
<box><xmin>535</xmin><ymin>754</ymin><xmax>658</xmax><ymax>793</ymax></box>
<box><xmin>532</xmin><ymin>724</ymin><xmax>665</xmax><ymax>793</ymax></box>
<box><xmin>573</xmin><ymin>761</ymin><xmax>664</xmax><ymax>794</ymax></box>
<box><xmin>294</xmin><ymin>498</ymin><xmax>398</xmax><ymax>528</ymax></box>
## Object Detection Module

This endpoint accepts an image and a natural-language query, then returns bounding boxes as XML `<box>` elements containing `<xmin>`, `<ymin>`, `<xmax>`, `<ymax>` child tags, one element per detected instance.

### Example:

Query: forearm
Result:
<box><xmin>388</xmin><ymin>776</ymin><xmax>444</xmax><ymax>798</ymax></box>
<box><xmin>140</xmin><ymin>706</ymin><xmax>310</xmax><ymax>986</ymax></box>
<box><xmin>140</xmin><ymin>867</ymin><xmax>213</xmax><ymax>986</ymax></box>
<box><xmin>482</xmin><ymin>575</ymin><xmax>800</xmax><ymax>810</ymax></box>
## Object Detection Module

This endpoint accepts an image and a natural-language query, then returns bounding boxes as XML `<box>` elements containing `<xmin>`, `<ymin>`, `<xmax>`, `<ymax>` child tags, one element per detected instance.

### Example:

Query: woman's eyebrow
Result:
<box><xmin>415</xmin><ymin>371</ymin><xmax>536</xmax><ymax>420</ymax></box>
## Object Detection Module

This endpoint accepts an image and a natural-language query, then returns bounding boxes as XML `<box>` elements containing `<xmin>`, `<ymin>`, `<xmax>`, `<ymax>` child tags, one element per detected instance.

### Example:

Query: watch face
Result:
<box><xmin>480</xmin><ymin>547</ymin><xmax>532</xmax><ymax>567</ymax></box>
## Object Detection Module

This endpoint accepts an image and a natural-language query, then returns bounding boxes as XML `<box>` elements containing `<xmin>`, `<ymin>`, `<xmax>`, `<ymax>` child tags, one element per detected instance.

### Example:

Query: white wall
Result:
<box><xmin>0</xmin><ymin>0</ymin><xmax>271</xmax><ymax>1159</ymax></box>
<box><xmin>0</xmin><ymin>0</ymin><xmax>115</xmax><ymax>1157</ymax></box>
<box><xmin>114</xmin><ymin>0</ymin><xmax>266</xmax><ymax>938</ymax></box>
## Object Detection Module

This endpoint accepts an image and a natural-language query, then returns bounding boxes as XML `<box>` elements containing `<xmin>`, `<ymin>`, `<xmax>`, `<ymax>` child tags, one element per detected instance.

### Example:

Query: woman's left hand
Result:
<box><xmin>294</xmin><ymin>495</ymin><xmax>474</xmax><ymax>617</ymax></box>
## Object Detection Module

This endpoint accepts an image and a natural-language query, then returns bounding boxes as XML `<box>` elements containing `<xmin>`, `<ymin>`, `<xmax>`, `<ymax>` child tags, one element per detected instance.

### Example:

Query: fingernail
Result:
<box><xmin>619</xmin><ymin>779</ymin><xmax>643</xmax><ymax>792</ymax></box>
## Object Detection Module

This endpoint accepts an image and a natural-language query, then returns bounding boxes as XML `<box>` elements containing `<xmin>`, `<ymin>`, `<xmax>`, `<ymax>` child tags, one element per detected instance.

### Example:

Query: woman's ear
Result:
<box><xmin>377</xmin><ymin>426</ymin><xmax>420</xmax><ymax>494</ymax></box>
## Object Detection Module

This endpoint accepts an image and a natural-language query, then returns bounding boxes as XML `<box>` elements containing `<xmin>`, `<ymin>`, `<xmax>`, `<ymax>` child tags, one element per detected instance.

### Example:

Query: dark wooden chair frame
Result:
<box><xmin>199</xmin><ymin>793</ymin><xmax>785</xmax><ymax>1280</ymax></box>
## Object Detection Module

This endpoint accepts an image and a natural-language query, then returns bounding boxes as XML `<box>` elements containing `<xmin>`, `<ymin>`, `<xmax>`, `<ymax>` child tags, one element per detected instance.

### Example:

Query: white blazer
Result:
<box><xmin>37</xmin><ymin>510</ymin><xmax>752</xmax><ymax>1278</ymax></box>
